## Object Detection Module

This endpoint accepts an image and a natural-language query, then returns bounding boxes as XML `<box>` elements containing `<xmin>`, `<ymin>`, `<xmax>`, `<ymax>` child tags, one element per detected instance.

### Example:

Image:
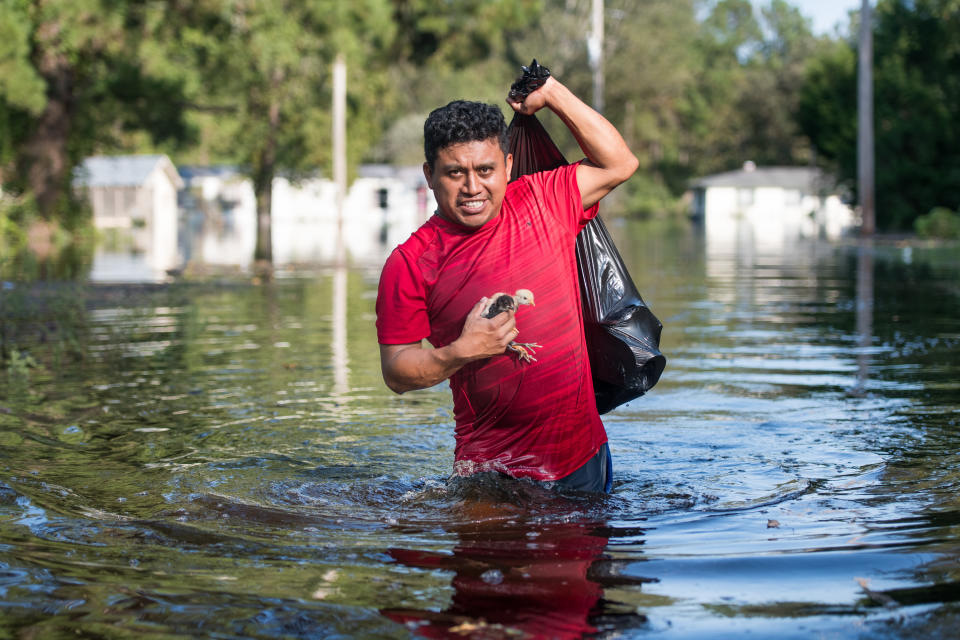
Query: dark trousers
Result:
<box><xmin>552</xmin><ymin>443</ymin><xmax>612</xmax><ymax>494</ymax></box>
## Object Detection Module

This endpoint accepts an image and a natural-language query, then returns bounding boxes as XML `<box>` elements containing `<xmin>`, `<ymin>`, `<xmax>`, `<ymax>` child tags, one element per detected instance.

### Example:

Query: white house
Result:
<box><xmin>690</xmin><ymin>163</ymin><xmax>856</xmax><ymax>255</ymax></box>
<box><xmin>349</xmin><ymin>164</ymin><xmax>433</xmax><ymax>261</ymax></box>
<box><xmin>74</xmin><ymin>154</ymin><xmax>183</xmax><ymax>280</ymax></box>
<box><xmin>178</xmin><ymin>166</ymin><xmax>257</xmax><ymax>268</ymax></box>
<box><xmin>179</xmin><ymin>165</ymin><xmax>433</xmax><ymax>268</ymax></box>
<box><xmin>72</xmin><ymin>152</ymin><xmax>433</xmax><ymax>279</ymax></box>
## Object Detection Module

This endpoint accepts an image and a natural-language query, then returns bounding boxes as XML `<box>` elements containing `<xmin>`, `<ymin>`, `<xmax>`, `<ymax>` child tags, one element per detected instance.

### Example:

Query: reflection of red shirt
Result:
<box><xmin>383</xmin><ymin>522</ymin><xmax>609</xmax><ymax>639</ymax></box>
<box><xmin>376</xmin><ymin>163</ymin><xmax>606</xmax><ymax>481</ymax></box>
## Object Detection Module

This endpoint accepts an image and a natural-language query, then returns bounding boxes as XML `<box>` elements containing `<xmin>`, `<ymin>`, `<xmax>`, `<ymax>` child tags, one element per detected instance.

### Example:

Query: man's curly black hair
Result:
<box><xmin>423</xmin><ymin>100</ymin><xmax>508</xmax><ymax>170</ymax></box>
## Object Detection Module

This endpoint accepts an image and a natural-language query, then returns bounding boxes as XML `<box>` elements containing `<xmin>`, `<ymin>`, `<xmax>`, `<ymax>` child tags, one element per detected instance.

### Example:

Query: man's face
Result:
<box><xmin>424</xmin><ymin>138</ymin><xmax>513</xmax><ymax>229</ymax></box>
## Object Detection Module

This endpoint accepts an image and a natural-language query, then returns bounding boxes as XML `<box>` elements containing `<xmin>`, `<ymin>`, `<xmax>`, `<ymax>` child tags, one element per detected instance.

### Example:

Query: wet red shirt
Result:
<box><xmin>376</xmin><ymin>163</ymin><xmax>606</xmax><ymax>480</ymax></box>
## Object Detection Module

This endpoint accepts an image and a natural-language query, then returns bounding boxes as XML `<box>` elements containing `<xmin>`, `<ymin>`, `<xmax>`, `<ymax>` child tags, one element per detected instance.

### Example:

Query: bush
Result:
<box><xmin>914</xmin><ymin>207</ymin><xmax>960</xmax><ymax>240</ymax></box>
<box><xmin>618</xmin><ymin>173</ymin><xmax>687</xmax><ymax>219</ymax></box>
<box><xmin>0</xmin><ymin>191</ymin><xmax>34</xmax><ymax>249</ymax></box>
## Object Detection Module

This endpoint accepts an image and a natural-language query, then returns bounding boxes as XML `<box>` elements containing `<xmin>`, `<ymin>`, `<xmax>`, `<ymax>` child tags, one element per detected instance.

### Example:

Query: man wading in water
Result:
<box><xmin>376</xmin><ymin>74</ymin><xmax>638</xmax><ymax>493</ymax></box>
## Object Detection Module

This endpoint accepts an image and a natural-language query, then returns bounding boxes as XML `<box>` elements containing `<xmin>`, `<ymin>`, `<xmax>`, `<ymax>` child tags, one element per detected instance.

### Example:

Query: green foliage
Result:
<box><xmin>800</xmin><ymin>0</ymin><xmax>960</xmax><ymax>231</ymax></box>
<box><xmin>682</xmin><ymin>0</ymin><xmax>821</xmax><ymax>174</ymax></box>
<box><xmin>604</xmin><ymin>1</ymin><xmax>701</xmax><ymax>173</ymax></box>
<box><xmin>525</xmin><ymin>0</ymin><xmax>821</xmax><ymax>215</ymax></box>
<box><xmin>736</xmin><ymin>0</ymin><xmax>820</xmax><ymax>165</ymax></box>
<box><xmin>4</xmin><ymin>346</ymin><xmax>38</xmax><ymax>379</ymax></box>
<box><xmin>0</xmin><ymin>0</ymin><xmax>47</xmax><ymax>115</ymax></box>
<box><xmin>12</xmin><ymin>0</ymin><xmax>954</xmax><ymax>237</ymax></box>
<box><xmin>0</xmin><ymin>282</ymin><xmax>88</xmax><ymax>385</ymax></box>
<box><xmin>702</xmin><ymin>0</ymin><xmax>763</xmax><ymax>52</ymax></box>
<box><xmin>378</xmin><ymin>0</ymin><xmax>543</xmax><ymax>129</ymax></box>
<box><xmin>619</xmin><ymin>172</ymin><xmax>687</xmax><ymax>219</ymax></box>
<box><xmin>0</xmin><ymin>191</ymin><xmax>32</xmax><ymax>250</ymax></box>
<box><xmin>0</xmin><ymin>0</ymin><xmax>199</xmax><ymax>219</ymax></box>
<box><xmin>0</xmin><ymin>190</ymin><xmax>94</xmax><ymax>281</ymax></box>
<box><xmin>168</xmin><ymin>0</ymin><xmax>405</xmax><ymax>260</ymax></box>
<box><xmin>915</xmin><ymin>207</ymin><xmax>960</xmax><ymax>239</ymax></box>
<box><xmin>797</xmin><ymin>40</ymin><xmax>857</xmax><ymax>178</ymax></box>
<box><xmin>391</xmin><ymin>0</ymin><xmax>542</xmax><ymax>68</ymax></box>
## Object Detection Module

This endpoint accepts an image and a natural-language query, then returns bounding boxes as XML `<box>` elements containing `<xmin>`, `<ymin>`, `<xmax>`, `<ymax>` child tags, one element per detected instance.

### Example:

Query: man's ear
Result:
<box><xmin>505</xmin><ymin>153</ymin><xmax>513</xmax><ymax>180</ymax></box>
<box><xmin>422</xmin><ymin>162</ymin><xmax>433</xmax><ymax>186</ymax></box>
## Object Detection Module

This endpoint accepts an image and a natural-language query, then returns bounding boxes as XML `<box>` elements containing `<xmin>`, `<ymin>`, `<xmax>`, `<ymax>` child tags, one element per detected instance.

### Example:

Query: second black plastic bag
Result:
<box><xmin>507</xmin><ymin>61</ymin><xmax>666</xmax><ymax>414</ymax></box>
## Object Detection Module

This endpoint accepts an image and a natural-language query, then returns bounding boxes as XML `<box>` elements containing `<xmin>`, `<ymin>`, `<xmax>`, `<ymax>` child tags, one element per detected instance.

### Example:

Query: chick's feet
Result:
<box><xmin>507</xmin><ymin>341</ymin><xmax>542</xmax><ymax>363</ymax></box>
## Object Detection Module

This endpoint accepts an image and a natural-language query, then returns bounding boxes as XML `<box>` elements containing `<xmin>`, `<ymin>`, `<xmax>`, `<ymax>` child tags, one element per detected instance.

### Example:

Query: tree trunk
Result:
<box><xmin>253</xmin><ymin>158</ymin><xmax>274</xmax><ymax>265</ymax></box>
<box><xmin>20</xmin><ymin>19</ymin><xmax>74</xmax><ymax>218</ymax></box>
<box><xmin>253</xmin><ymin>72</ymin><xmax>282</xmax><ymax>268</ymax></box>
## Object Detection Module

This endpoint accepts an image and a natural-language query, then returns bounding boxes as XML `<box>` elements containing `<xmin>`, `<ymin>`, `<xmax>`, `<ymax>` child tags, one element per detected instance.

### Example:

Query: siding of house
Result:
<box><xmin>693</xmin><ymin>167</ymin><xmax>855</xmax><ymax>254</ymax></box>
<box><xmin>180</xmin><ymin>167</ymin><xmax>433</xmax><ymax>268</ymax></box>
<box><xmin>150</xmin><ymin>168</ymin><xmax>179</xmax><ymax>271</ymax></box>
<box><xmin>79</xmin><ymin>156</ymin><xmax>433</xmax><ymax>277</ymax></box>
<box><xmin>76</xmin><ymin>155</ymin><xmax>183</xmax><ymax>281</ymax></box>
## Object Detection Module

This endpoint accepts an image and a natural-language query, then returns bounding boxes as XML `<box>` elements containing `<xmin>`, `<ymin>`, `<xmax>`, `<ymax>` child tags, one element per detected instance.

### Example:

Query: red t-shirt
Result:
<box><xmin>376</xmin><ymin>163</ymin><xmax>606</xmax><ymax>480</ymax></box>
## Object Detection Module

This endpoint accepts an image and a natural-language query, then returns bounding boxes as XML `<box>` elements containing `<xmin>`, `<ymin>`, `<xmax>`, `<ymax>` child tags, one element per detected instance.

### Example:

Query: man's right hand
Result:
<box><xmin>454</xmin><ymin>297</ymin><xmax>518</xmax><ymax>360</ymax></box>
<box><xmin>379</xmin><ymin>297</ymin><xmax>517</xmax><ymax>394</ymax></box>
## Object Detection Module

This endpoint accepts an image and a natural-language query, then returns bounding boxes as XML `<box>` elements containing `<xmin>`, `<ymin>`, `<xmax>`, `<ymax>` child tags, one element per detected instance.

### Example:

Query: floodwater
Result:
<box><xmin>1</xmin><ymin>223</ymin><xmax>959</xmax><ymax>638</ymax></box>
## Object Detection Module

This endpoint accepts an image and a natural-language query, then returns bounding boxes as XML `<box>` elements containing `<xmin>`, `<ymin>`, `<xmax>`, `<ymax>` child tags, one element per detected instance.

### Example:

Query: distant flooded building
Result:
<box><xmin>178</xmin><ymin>166</ymin><xmax>257</xmax><ymax>269</ymax></box>
<box><xmin>690</xmin><ymin>164</ymin><xmax>856</xmax><ymax>253</ymax></box>
<box><xmin>179</xmin><ymin>164</ymin><xmax>433</xmax><ymax>268</ymax></box>
<box><xmin>74</xmin><ymin>154</ymin><xmax>433</xmax><ymax>279</ymax></box>
<box><xmin>351</xmin><ymin>164</ymin><xmax>433</xmax><ymax>259</ymax></box>
<box><xmin>73</xmin><ymin>154</ymin><xmax>184</xmax><ymax>281</ymax></box>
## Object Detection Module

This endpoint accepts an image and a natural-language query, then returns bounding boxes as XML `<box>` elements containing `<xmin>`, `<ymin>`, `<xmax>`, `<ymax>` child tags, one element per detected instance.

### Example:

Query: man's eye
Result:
<box><xmin>478</xmin><ymin>167</ymin><xmax>493</xmax><ymax>176</ymax></box>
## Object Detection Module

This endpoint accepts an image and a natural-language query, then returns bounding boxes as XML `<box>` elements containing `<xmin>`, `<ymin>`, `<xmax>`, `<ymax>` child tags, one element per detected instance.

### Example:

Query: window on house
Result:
<box><xmin>737</xmin><ymin>188</ymin><xmax>754</xmax><ymax>207</ymax></box>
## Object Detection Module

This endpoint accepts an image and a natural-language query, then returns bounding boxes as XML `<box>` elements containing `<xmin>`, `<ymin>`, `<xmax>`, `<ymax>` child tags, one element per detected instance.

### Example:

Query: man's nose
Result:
<box><xmin>461</xmin><ymin>171</ymin><xmax>479</xmax><ymax>193</ymax></box>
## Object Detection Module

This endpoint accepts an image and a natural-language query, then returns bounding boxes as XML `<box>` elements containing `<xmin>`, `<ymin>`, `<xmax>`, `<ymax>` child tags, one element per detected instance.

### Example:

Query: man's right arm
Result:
<box><xmin>379</xmin><ymin>297</ymin><xmax>518</xmax><ymax>394</ymax></box>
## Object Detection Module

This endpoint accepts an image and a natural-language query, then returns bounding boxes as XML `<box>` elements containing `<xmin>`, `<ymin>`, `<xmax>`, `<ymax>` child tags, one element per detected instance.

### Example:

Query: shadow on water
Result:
<box><xmin>1</xmin><ymin>226</ymin><xmax>960</xmax><ymax>637</ymax></box>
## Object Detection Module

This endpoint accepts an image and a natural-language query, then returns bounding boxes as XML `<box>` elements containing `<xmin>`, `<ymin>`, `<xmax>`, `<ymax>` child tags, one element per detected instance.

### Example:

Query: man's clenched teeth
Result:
<box><xmin>460</xmin><ymin>200</ymin><xmax>485</xmax><ymax>211</ymax></box>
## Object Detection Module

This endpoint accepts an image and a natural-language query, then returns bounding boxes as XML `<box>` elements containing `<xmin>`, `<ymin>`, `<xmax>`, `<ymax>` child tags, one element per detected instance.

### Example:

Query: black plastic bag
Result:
<box><xmin>507</xmin><ymin>61</ymin><xmax>666</xmax><ymax>414</ymax></box>
<box><xmin>574</xmin><ymin>215</ymin><xmax>666</xmax><ymax>413</ymax></box>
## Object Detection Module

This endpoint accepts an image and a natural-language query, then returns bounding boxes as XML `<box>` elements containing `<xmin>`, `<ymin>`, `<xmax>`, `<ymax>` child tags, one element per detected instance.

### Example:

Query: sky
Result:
<box><xmin>784</xmin><ymin>0</ymin><xmax>864</xmax><ymax>35</ymax></box>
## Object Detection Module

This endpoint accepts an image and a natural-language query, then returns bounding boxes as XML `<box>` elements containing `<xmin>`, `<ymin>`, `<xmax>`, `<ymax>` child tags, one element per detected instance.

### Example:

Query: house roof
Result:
<box><xmin>74</xmin><ymin>154</ymin><xmax>184</xmax><ymax>189</ymax></box>
<box><xmin>691</xmin><ymin>166</ymin><xmax>836</xmax><ymax>192</ymax></box>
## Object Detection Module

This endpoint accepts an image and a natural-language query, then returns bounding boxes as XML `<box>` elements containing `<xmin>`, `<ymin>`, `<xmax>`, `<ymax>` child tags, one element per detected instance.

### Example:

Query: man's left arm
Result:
<box><xmin>507</xmin><ymin>76</ymin><xmax>638</xmax><ymax>210</ymax></box>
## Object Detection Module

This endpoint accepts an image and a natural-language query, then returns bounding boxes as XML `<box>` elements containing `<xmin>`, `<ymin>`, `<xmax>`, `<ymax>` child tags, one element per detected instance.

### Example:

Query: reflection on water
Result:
<box><xmin>331</xmin><ymin>265</ymin><xmax>349</xmax><ymax>396</ymax></box>
<box><xmin>855</xmin><ymin>240</ymin><xmax>874</xmax><ymax>395</ymax></box>
<box><xmin>1</xmin><ymin>224</ymin><xmax>959</xmax><ymax>638</ymax></box>
<box><xmin>384</xmin><ymin>483</ymin><xmax>611</xmax><ymax>637</ymax></box>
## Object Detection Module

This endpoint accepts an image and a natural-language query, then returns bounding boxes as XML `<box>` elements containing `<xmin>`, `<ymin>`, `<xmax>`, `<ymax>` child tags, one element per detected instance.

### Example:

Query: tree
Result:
<box><xmin>735</xmin><ymin>0</ymin><xmax>820</xmax><ymax>166</ymax></box>
<box><xmin>460</xmin><ymin>0</ymin><xmax>703</xmax><ymax>216</ymax></box>
<box><xmin>599</xmin><ymin>0</ymin><xmax>703</xmax><ymax>214</ymax></box>
<box><xmin>363</xmin><ymin>0</ymin><xmax>546</xmax><ymax>173</ymax></box>
<box><xmin>390</xmin><ymin>0</ymin><xmax>541</xmax><ymax>69</ymax></box>
<box><xmin>377</xmin><ymin>0</ymin><xmax>542</xmax><ymax>123</ymax></box>
<box><xmin>0</xmin><ymin>0</ymin><xmax>46</xmax><ymax>183</ymax></box>
<box><xmin>797</xmin><ymin>40</ymin><xmax>857</xmax><ymax>187</ymax></box>
<box><xmin>184</xmin><ymin>0</ymin><xmax>398</xmax><ymax>266</ymax></box>
<box><xmin>679</xmin><ymin>0</ymin><xmax>820</xmax><ymax>178</ymax></box>
<box><xmin>800</xmin><ymin>0</ymin><xmax>960</xmax><ymax>230</ymax></box>
<box><xmin>0</xmin><ymin>0</ymin><xmax>192</xmax><ymax>220</ymax></box>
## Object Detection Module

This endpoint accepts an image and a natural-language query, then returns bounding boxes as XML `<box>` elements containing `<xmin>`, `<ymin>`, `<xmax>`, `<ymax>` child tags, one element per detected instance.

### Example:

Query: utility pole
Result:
<box><xmin>331</xmin><ymin>53</ymin><xmax>349</xmax><ymax>394</ymax></box>
<box><xmin>587</xmin><ymin>0</ymin><xmax>604</xmax><ymax>113</ymax></box>
<box><xmin>333</xmin><ymin>53</ymin><xmax>347</xmax><ymax>265</ymax></box>
<box><xmin>857</xmin><ymin>0</ymin><xmax>875</xmax><ymax>236</ymax></box>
